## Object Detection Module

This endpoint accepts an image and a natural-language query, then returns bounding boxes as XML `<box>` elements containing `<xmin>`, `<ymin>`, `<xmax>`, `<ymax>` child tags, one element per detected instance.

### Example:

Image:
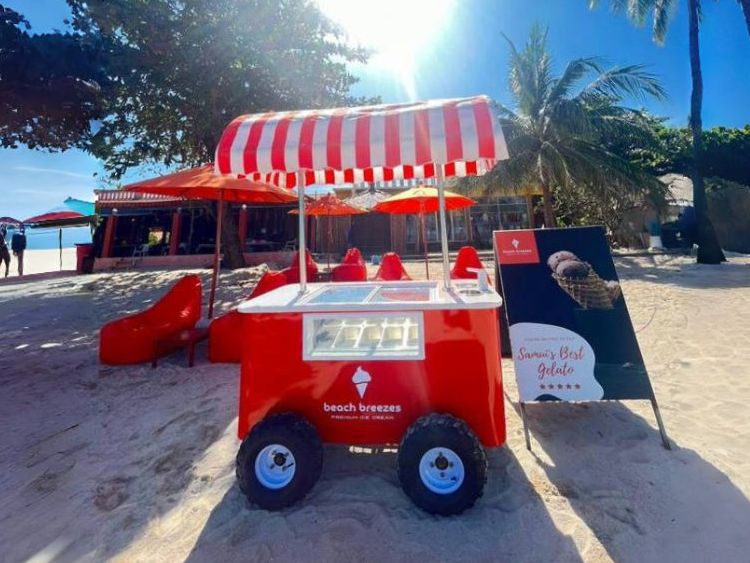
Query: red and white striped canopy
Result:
<box><xmin>215</xmin><ymin>96</ymin><xmax>508</xmax><ymax>188</ymax></box>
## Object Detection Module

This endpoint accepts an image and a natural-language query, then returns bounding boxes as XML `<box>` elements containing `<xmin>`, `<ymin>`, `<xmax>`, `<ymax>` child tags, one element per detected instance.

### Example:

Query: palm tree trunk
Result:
<box><xmin>687</xmin><ymin>0</ymin><xmax>726</xmax><ymax>264</ymax></box>
<box><xmin>537</xmin><ymin>156</ymin><xmax>556</xmax><ymax>227</ymax></box>
<box><xmin>739</xmin><ymin>0</ymin><xmax>750</xmax><ymax>36</ymax></box>
<box><xmin>219</xmin><ymin>202</ymin><xmax>246</xmax><ymax>269</ymax></box>
<box><xmin>540</xmin><ymin>183</ymin><xmax>555</xmax><ymax>228</ymax></box>
<box><xmin>525</xmin><ymin>195</ymin><xmax>535</xmax><ymax>228</ymax></box>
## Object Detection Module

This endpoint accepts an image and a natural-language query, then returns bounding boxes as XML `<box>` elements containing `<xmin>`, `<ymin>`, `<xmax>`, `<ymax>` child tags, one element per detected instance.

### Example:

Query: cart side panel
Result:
<box><xmin>238</xmin><ymin>308</ymin><xmax>505</xmax><ymax>447</ymax></box>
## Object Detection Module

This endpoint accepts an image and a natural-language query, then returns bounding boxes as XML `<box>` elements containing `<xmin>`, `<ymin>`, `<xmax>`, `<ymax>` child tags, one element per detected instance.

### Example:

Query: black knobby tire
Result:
<box><xmin>236</xmin><ymin>412</ymin><xmax>323</xmax><ymax>510</ymax></box>
<box><xmin>397</xmin><ymin>413</ymin><xmax>487</xmax><ymax>515</ymax></box>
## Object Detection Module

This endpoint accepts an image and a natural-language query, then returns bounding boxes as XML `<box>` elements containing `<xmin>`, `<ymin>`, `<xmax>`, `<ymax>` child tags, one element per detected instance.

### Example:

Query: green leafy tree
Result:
<box><xmin>67</xmin><ymin>0</ymin><xmax>373</xmax><ymax>267</ymax></box>
<box><xmin>488</xmin><ymin>24</ymin><xmax>666</xmax><ymax>228</ymax></box>
<box><xmin>0</xmin><ymin>5</ymin><xmax>107</xmax><ymax>150</ymax></box>
<box><xmin>587</xmin><ymin>0</ymin><xmax>750</xmax><ymax>263</ymax></box>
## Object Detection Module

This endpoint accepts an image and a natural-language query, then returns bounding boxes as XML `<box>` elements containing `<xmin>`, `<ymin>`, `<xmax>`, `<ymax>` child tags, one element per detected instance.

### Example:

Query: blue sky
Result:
<box><xmin>2</xmin><ymin>0</ymin><xmax>749</xmax><ymax>219</ymax></box>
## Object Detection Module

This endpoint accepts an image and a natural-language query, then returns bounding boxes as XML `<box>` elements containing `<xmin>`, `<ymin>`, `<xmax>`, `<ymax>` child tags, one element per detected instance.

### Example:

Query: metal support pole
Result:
<box><xmin>297</xmin><ymin>171</ymin><xmax>307</xmax><ymax>293</ymax></box>
<box><xmin>435</xmin><ymin>168</ymin><xmax>451</xmax><ymax>290</ymax></box>
<box><xmin>650</xmin><ymin>396</ymin><xmax>672</xmax><ymax>450</ymax></box>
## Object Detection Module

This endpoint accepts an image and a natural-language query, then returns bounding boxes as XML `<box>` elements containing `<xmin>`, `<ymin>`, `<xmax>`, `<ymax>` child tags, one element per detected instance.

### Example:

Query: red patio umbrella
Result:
<box><xmin>290</xmin><ymin>194</ymin><xmax>367</xmax><ymax>270</ymax></box>
<box><xmin>124</xmin><ymin>164</ymin><xmax>296</xmax><ymax>318</ymax></box>
<box><xmin>374</xmin><ymin>186</ymin><xmax>475</xmax><ymax>279</ymax></box>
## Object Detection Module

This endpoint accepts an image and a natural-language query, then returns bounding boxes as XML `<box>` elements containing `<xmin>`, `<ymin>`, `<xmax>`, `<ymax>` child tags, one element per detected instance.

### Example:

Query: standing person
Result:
<box><xmin>11</xmin><ymin>226</ymin><xmax>27</xmax><ymax>276</ymax></box>
<box><xmin>0</xmin><ymin>225</ymin><xmax>10</xmax><ymax>277</ymax></box>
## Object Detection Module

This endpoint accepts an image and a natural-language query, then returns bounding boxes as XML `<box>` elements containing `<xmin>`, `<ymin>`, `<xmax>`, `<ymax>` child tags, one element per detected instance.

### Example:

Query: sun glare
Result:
<box><xmin>316</xmin><ymin>0</ymin><xmax>456</xmax><ymax>100</ymax></box>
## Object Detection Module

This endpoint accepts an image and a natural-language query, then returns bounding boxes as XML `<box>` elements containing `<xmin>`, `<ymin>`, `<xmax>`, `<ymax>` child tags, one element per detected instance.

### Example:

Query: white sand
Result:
<box><xmin>1</xmin><ymin>254</ymin><xmax>749</xmax><ymax>562</ymax></box>
<box><xmin>2</xmin><ymin>247</ymin><xmax>77</xmax><ymax>279</ymax></box>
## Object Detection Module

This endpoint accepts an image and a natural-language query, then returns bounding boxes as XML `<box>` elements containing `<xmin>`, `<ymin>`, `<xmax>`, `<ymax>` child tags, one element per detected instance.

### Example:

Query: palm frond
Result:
<box><xmin>575</xmin><ymin>64</ymin><xmax>667</xmax><ymax>102</ymax></box>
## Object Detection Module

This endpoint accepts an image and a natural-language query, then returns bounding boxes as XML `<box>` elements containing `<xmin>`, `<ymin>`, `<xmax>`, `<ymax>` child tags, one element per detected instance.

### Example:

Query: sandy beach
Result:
<box><xmin>1</xmin><ymin>252</ymin><xmax>749</xmax><ymax>562</ymax></box>
<box><xmin>1</xmin><ymin>247</ymin><xmax>77</xmax><ymax>279</ymax></box>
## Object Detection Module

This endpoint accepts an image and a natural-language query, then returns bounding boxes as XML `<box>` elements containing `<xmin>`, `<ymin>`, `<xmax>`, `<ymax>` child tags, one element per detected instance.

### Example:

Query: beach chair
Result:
<box><xmin>99</xmin><ymin>274</ymin><xmax>202</xmax><ymax>365</ymax></box>
<box><xmin>332</xmin><ymin>247</ymin><xmax>367</xmax><ymax>282</ymax></box>
<box><xmin>373</xmin><ymin>252</ymin><xmax>411</xmax><ymax>281</ymax></box>
<box><xmin>281</xmin><ymin>249</ymin><xmax>319</xmax><ymax>283</ymax></box>
<box><xmin>450</xmin><ymin>246</ymin><xmax>488</xmax><ymax>280</ymax></box>
<box><xmin>208</xmin><ymin>270</ymin><xmax>288</xmax><ymax>363</ymax></box>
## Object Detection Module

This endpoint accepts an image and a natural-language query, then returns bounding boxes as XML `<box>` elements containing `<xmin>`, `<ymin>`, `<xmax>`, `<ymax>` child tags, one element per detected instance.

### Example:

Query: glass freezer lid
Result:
<box><xmin>305</xmin><ymin>285</ymin><xmax>375</xmax><ymax>305</ymax></box>
<box><xmin>370</xmin><ymin>285</ymin><xmax>432</xmax><ymax>303</ymax></box>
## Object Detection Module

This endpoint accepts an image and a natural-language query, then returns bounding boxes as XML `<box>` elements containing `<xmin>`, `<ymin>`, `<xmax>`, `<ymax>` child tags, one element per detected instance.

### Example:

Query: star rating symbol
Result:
<box><xmin>540</xmin><ymin>384</ymin><xmax>546</xmax><ymax>390</ymax></box>
<box><xmin>575</xmin><ymin>384</ymin><xmax>581</xmax><ymax>389</ymax></box>
<box><xmin>557</xmin><ymin>384</ymin><xmax>564</xmax><ymax>389</ymax></box>
<box><xmin>566</xmin><ymin>384</ymin><xmax>573</xmax><ymax>389</ymax></box>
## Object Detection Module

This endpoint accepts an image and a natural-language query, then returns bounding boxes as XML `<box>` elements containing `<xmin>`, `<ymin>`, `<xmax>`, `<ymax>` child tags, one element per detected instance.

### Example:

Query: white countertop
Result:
<box><xmin>238</xmin><ymin>280</ymin><xmax>503</xmax><ymax>314</ymax></box>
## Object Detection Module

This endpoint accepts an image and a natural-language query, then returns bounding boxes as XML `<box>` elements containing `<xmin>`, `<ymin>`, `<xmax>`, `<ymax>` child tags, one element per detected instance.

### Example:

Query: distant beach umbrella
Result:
<box><xmin>373</xmin><ymin>186</ymin><xmax>475</xmax><ymax>279</ymax></box>
<box><xmin>290</xmin><ymin>194</ymin><xmax>367</xmax><ymax>269</ymax></box>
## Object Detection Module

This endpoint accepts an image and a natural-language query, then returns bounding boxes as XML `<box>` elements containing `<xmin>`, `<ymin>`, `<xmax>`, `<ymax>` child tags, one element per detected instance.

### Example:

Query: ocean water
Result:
<box><xmin>3</xmin><ymin>226</ymin><xmax>92</xmax><ymax>250</ymax></box>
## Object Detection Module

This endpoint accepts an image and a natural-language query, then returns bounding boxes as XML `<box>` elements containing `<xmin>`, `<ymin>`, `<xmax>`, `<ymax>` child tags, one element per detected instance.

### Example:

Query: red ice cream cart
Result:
<box><xmin>215</xmin><ymin>96</ymin><xmax>510</xmax><ymax>514</ymax></box>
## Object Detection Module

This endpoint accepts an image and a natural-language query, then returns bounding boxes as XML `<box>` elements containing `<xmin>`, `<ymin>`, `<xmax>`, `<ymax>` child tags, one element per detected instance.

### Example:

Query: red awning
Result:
<box><xmin>215</xmin><ymin>96</ymin><xmax>508</xmax><ymax>187</ymax></box>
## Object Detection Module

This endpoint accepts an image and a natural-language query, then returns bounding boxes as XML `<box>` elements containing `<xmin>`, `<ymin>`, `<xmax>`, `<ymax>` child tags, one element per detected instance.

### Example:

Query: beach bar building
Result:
<box><xmin>92</xmin><ymin>189</ymin><xmax>300</xmax><ymax>270</ymax></box>
<box><xmin>91</xmin><ymin>185</ymin><xmax>538</xmax><ymax>270</ymax></box>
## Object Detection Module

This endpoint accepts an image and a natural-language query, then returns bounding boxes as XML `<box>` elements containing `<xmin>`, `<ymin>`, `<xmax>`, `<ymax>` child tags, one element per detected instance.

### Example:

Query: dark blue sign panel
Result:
<box><xmin>495</xmin><ymin>226</ymin><xmax>654</xmax><ymax>402</ymax></box>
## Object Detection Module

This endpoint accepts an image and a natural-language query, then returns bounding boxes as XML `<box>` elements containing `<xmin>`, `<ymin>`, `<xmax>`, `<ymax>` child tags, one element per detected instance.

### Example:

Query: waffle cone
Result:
<box><xmin>553</xmin><ymin>269</ymin><xmax>614</xmax><ymax>309</ymax></box>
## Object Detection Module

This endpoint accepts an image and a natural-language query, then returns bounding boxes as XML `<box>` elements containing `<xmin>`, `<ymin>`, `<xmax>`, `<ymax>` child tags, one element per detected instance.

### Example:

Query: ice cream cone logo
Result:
<box><xmin>512</xmin><ymin>238</ymin><xmax>520</xmax><ymax>250</ymax></box>
<box><xmin>352</xmin><ymin>366</ymin><xmax>372</xmax><ymax>399</ymax></box>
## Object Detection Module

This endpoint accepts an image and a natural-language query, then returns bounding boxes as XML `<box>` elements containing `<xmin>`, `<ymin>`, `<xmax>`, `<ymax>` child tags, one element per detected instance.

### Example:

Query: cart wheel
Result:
<box><xmin>236</xmin><ymin>413</ymin><xmax>323</xmax><ymax>510</ymax></box>
<box><xmin>397</xmin><ymin>413</ymin><xmax>487</xmax><ymax>515</ymax></box>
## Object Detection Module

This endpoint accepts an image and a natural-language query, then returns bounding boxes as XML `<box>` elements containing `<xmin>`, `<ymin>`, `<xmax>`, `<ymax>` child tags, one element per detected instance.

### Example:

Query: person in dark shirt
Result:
<box><xmin>11</xmin><ymin>226</ymin><xmax>27</xmax><ymax>276</ymax></box>
<box><xmin>0</xmin><ymin>225</ymin><xmax>10</xmax><ymax>277</ymax></box>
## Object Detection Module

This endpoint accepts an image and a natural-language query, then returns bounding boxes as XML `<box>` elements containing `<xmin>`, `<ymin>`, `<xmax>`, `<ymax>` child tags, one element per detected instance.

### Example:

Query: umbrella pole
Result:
<box><xmin>327</xmin><ymin>217</ymin><xmax>332</xmax><ymax>271</ymax></box>
<box><xmin>297</xmin><ymin>171</ymin><xmax>307</xmax><ymax>293</ymax></box>
<box><xmin>420</xmin><ymin>211</ymin><xmax>429</xmax><ymax>280</ymax></box>
<box><xmin>59</xmin><ymin>228</ymin><xmax>62</xmax><ymax>270</ymax></box>
<box><xmin>208</xmin><ymin>191</ymin><xmax>224</xmax><ymax>319</ymax></box>
<box><xmin>435</xmin><ymin>170</ymin><xmax>451</xmax><ymax>290</ymax></box>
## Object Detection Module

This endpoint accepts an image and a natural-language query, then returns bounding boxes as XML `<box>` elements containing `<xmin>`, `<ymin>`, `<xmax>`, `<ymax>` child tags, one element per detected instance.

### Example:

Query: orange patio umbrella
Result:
<box><xmin>125</xmin><ymin>164</ymin><xmax>296</xmax><ymax>318</ymax></box>
<box><xmin>374</xmin><ymin>186</ymin><xmax>475</xmax><ymax>279</ymax></box>
<box><xmin>290</xmin><ymin>194</ymin><xmax>367</xmax><ymax>270</ymax></box>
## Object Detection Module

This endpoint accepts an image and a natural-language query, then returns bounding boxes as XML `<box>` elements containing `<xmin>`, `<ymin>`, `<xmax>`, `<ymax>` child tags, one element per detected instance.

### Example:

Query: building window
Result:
<box><xmin>405</xmin><ymin>211</ymin><xmax>468</xmax><ymax>244</ymax></box>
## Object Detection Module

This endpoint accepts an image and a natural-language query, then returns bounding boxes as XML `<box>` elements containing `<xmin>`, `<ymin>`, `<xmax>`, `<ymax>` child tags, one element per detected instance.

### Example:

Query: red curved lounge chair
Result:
<box><xmin>99</xmin><ymin>275</ymin><xmax>202</xmax><ymax>365</ymax></box>
<box><xmin>208</xmin><ymin>270</ymin><xmax>288</xmax><ymax>364</ymax></box>
<box><xmin>282</xmin><ymin>249</ymin><xmax>319</xmax><ymax>283</ymax></box>
<box><xmin>332</xmin><ymin>247</ymin><xmax>367</xmax><ymax>282</ymax></box>
<box><xmin>450</xmin><ymin>246</ymin><xmax>487</xmax><ymax>280</ymax></box>
<box><xmin>373</xmin><ymin>252</ymin><xmax>411</xmax><ymax>281</ymax></box>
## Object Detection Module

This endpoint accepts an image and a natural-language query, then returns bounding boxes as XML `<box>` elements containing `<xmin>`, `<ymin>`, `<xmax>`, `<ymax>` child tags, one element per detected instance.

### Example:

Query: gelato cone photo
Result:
<box><xmin>548</xmin><ymin>250</ymin><xmax>621</xmax><ymax>309</ymax></box>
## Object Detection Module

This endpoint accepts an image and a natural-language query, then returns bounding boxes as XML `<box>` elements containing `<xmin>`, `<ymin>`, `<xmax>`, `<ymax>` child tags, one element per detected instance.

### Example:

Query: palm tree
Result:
<box><xmin>588</xmin><ymin>1</ymin><xmax>737</xmax><ymax>263</ymax></box>
<box><xmin>491</xmin><ymin>25</ymin><xmax>666</xmax><ymax>228</ymax></box>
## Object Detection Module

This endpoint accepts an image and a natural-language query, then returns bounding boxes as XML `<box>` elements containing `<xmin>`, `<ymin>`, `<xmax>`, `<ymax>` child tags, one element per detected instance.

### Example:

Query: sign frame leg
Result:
<box><xmin>519</xmin><ymin>401</ymin><xmax>532</xmax><ymax>451</ymax></box>
<box><xmin>650</xmin><ymin>395</ymin><xmax>672</xmax><ymax>450</ymax></box>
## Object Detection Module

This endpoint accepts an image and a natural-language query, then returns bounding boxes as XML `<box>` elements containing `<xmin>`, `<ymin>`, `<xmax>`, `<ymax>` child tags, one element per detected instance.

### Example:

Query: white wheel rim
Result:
<box><xmin>254</xmin><ymin>444</ymin><xmax>296</xmax><ymax>490</ymax></box>
<box><xmin>418</xmin><ymin>447</ymin><xmax>465</xmax><ymax>495</ymax></box>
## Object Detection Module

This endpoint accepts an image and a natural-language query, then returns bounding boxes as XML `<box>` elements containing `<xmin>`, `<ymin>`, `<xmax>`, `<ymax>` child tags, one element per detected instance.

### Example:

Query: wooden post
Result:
<box><xmin>238</xmin><ymin>205</ymin><xmax>248</xmax><ymax>246</ymax></box>
<box><xmin>420</xmin><ymin>211</ymin><xmax>429</xmax><ymax>279</ymax></box>
<box><xmin>102</xmin><ymin>215</ymin><xmax>117</xmax><ymax>258</ymax></box>
<box><xmin>208</xmin><ymin>193</ymin><xmax>224</xmax><ymax>319</ymax></box>
<box><xmin>169</xmin><ymin>210</ymin><xmax>182</xmax><ymax>255</ymax></box>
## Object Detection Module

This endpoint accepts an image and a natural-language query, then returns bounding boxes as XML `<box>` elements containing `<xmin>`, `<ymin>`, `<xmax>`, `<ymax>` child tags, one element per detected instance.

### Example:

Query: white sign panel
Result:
<box><xmin>509</xmin><ymin>322</ymin><xmax>603</xmax><ymax>401</ymax></box>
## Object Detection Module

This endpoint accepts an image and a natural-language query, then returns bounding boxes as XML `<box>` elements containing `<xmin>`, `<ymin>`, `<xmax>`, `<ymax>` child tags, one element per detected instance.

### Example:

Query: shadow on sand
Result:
<box><xmin>184</xmin><ymin>443</ymin><xmax>583</xmax><ymax>562</ymax></box>
<box><xmin>516</xmin><ymin>401</ymin><xmax>750</xmax><ymax>561</ymax></box>
<box><xmin>0</xmin><ymin>277</ymin><xmax>240</xmax><ymax>563</ymax></box>
<box><xmin>615</xmin><ymin>255</ymin><xmax>750</xmax><ymax>290</ymax></box>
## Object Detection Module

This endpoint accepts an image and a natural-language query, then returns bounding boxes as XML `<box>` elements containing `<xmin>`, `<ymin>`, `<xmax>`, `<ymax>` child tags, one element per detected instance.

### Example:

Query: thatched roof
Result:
<box><xmin>659</xmin><ymin>174</ymin><xmax>693</xmax><ymax>206</ymax></box>
<box><xmin>346</xmin><ymin>189</ymin><xmax>389</xmax><ymax>210</ymax></box>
